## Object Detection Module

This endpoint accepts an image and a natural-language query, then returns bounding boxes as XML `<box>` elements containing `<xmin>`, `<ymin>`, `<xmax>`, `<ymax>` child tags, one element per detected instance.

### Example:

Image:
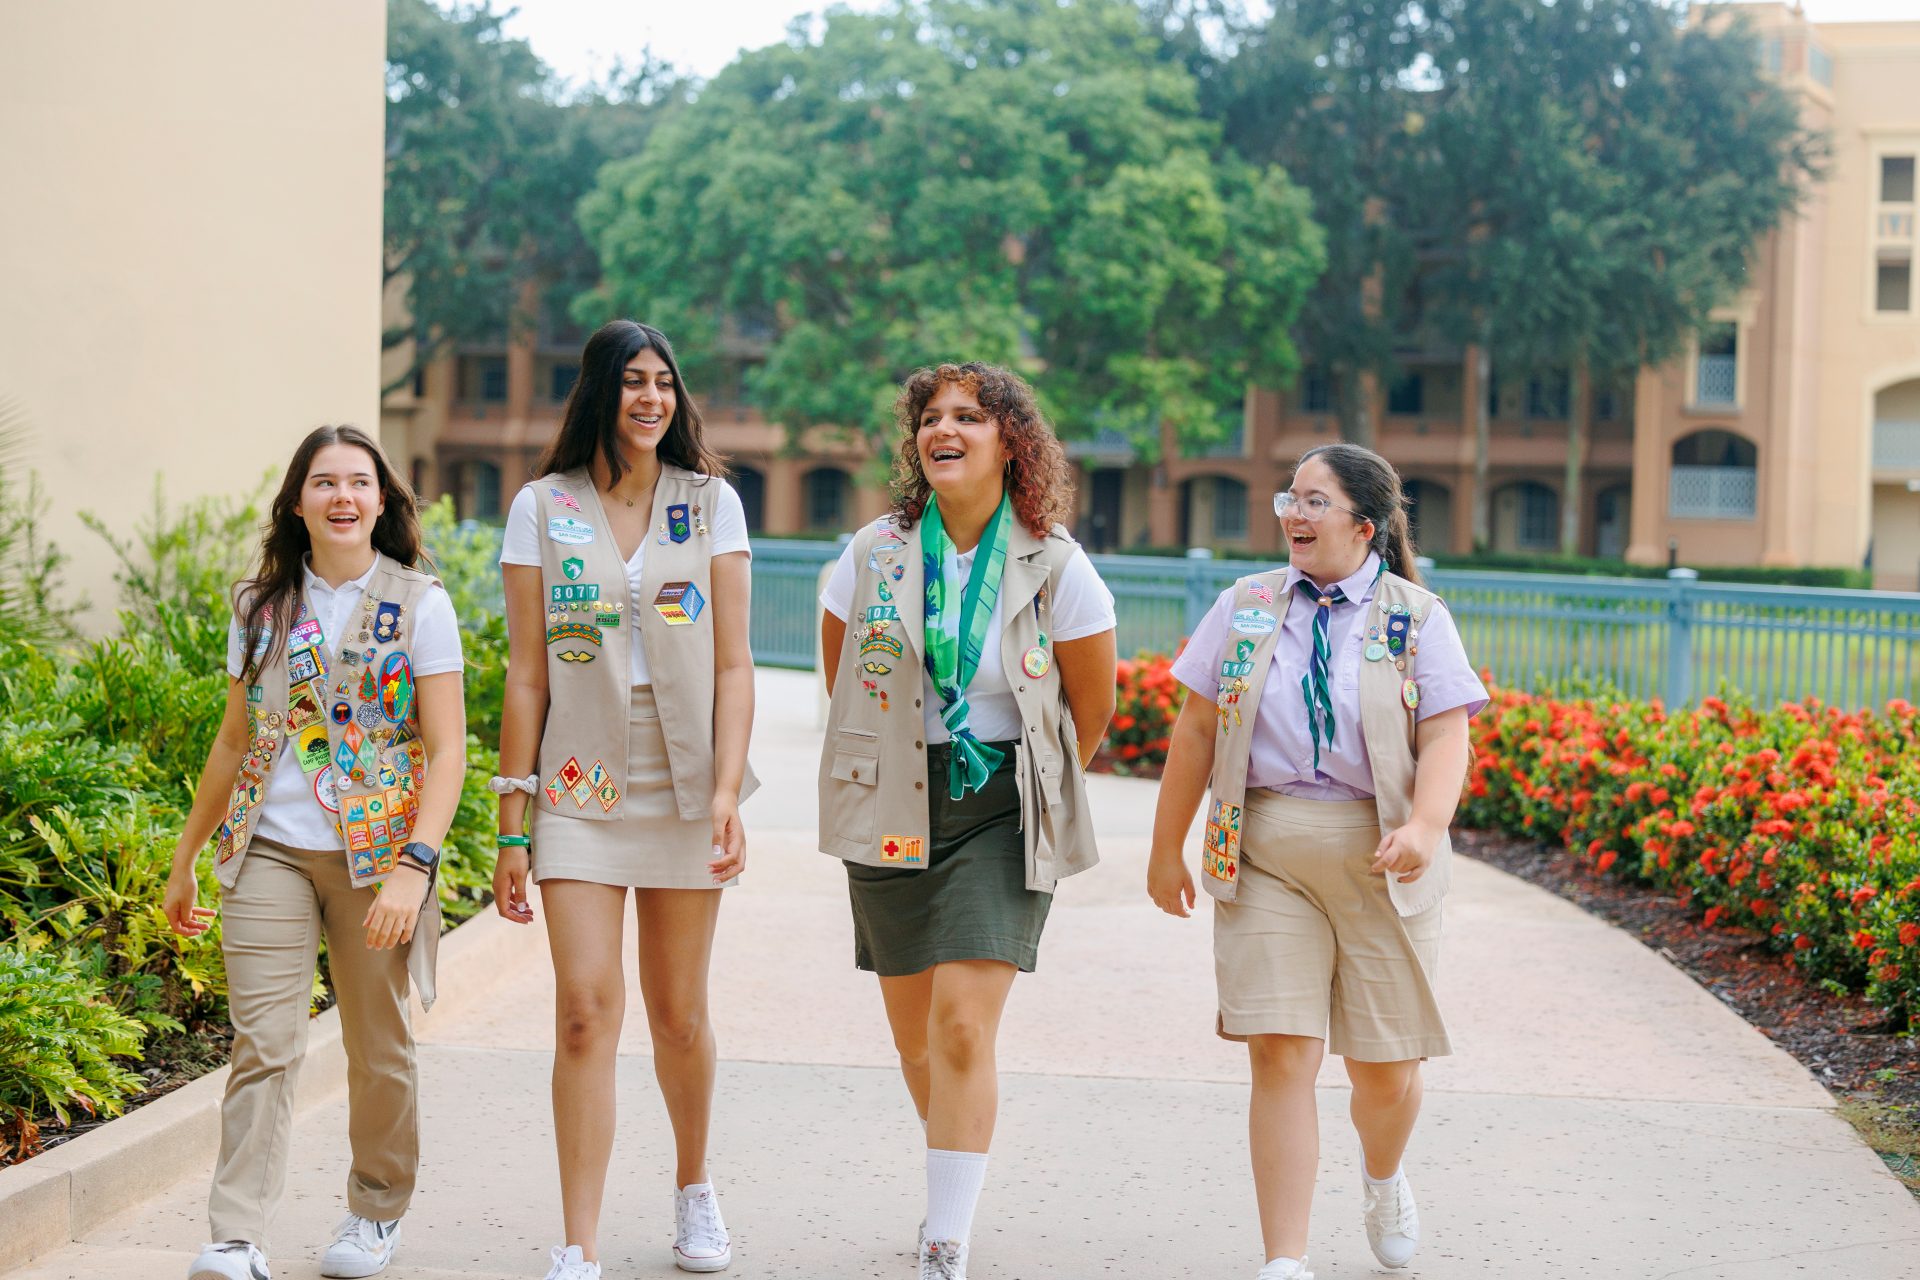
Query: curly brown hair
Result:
<box><xmin>889</xmin><ymin>362</ymin><xmax>1074</xmax><ymax>540</ymax></box>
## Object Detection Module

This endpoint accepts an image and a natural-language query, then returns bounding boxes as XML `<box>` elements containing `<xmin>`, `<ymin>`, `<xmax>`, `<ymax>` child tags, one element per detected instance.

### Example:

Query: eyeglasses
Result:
<box><xmin>1274</xmin><ymin>491</ymin><xmax>1365</xmax><ymax>523</ymax></box>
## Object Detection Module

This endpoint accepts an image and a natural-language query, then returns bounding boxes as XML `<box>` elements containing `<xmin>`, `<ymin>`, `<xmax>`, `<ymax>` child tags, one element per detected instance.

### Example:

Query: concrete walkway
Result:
<box><xmin>11</xmin><ymin>669</ymin><xmax>1918</xmax><ymax>1279</ymax></box>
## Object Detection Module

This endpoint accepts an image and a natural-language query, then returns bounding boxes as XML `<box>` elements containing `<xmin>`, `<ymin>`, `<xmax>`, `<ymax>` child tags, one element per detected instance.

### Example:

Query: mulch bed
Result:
<box><xmin>1454</xmin><ymin>827</ymin><xmax>1917</xmax><ymax>1108</ymax></box>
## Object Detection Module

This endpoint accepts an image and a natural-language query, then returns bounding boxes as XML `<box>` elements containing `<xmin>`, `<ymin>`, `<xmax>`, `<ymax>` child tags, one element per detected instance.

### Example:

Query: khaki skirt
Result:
<box><xmin>531</xmin><ymin>684</ymin><xmax>726</xmax><ymax>890</ymax></box>
<box><xmin>1213</xmin><ymin>791</ymin><xmax>1450</xmax><ymax>1061</ymax></box>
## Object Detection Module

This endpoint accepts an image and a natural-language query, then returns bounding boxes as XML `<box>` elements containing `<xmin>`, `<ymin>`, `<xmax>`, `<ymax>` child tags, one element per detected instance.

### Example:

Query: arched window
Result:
<box><xmin>1493</xmin><ymin>481</ymin><xmax>1559</xmax><ymax>553</ymax></box>
<box><xmin>732</xmin><ymin>464</ymin><xmax>766</xmax><ymax>534</ymax></box>
<box><xmin>1403</xmin><ymin>479</ymin><xmax>1453</xmax><ymax>556</ymax></box>
<box><xmin>803</xmin><ymin>467</ymin><xmax>849</xmax><ymax>532</ymax></box>
<box><xmin>1670</xmin><ymin>430</ymin><xmax>1756</xmax><ymax>519</ymax></box>
<box><xmin>1211</xmin><ymin>477</ymin><xmax>1248</xmax><ymax>542</ymax></box>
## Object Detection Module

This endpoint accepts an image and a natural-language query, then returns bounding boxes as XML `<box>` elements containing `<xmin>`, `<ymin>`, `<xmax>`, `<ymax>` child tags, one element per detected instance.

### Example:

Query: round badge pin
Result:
<box><xmin>1401</xmin><ymin>678</ymin><xmax>1420</xmax><ymax>710</ymax></box>
<box><xmin>1365</xmin><ymin>642</ymin><xmax>1388</xmax><ymax>661</ymax></box>
<box><xmin>330</xmin><ymin>702</ymin><xmax>352</xmax><ymax>725</ymax></box>
<box><xmin>1022</xmin><ymin>645</ymin><xmax>1051</xmax><ymax>678</ymax></box>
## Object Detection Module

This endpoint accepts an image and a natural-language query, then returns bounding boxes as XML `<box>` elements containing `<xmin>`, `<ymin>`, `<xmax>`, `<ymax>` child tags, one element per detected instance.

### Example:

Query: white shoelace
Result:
<box><xmin>1365</xmin><ymin>1177</ymin><xmax>1418</xmax><ymax>1236</ymax></box>
<box><xmin>919</xmin><ymin>1240</ymin><xmax>966</xmax><ymax>1280</ymax></box>
<box><xmin>329</xmin><ymin>1215</ymin><xmax>391</xmax><ymax>1252</ymax></box>
<box><xmin>542</xmin><ymin>1245</ymin><xmax>599</xmax><ymax>1280</ymax></box>
<box><xmin>676</xmin><ymin>1188</ymin><xmax>728</xmax><ymax>1255</ymax></box>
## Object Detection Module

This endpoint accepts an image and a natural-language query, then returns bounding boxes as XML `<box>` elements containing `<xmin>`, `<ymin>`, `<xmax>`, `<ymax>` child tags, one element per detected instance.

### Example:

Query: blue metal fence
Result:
<box><xmin>748</xmin><ymin>541</ymin><xmax>1920</xmax><ymax>709</ymax></box>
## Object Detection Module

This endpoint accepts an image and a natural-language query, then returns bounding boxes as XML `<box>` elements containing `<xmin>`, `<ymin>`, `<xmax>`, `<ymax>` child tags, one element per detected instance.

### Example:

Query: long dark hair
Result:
<box><xmin>536</xmin><ymin>320</ymin><xmax>725</xmax><ymax>485</ymax></box>
<box><xmin>889</xmin><ymin>362</ymin><xmax>1073</xmax><ymax>539</ymax></box>
<box><xmin>1296</xmin><ymin>443</ymin><xmax>1421</xmax><ymax>587</ymax></box>
<box><xmin>235</xmin><ymin>425</ymin><xmax>425</xmax><ymax>683</ymax></box>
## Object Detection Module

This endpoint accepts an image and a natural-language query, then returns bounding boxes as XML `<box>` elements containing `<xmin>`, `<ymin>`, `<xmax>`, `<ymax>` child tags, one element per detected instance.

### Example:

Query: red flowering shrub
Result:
<box><xmin>1468</xmin><ymin>686</ymin><xmax>1920</xmax><ymax>1026</ymax></box>
<box><xmin>1102</xmin><ymin>648</ymin><xmax>1182</xmax><ymax>774</ymax></box>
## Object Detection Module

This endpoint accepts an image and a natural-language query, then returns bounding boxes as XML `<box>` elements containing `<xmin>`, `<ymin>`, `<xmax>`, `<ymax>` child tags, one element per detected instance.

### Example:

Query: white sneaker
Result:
<box><xmin>917</xmin><ymin>1238</ymin><xmax>968</xmax><ymax>1279</ymax></box>
<box><xmin>188</xmin><ymin>1242</ymin><xmax>270</xmax><ymax>1280</ymax></box>
<box><xmin>673</xmin><ymin>1183</ymin><xmax>732</xmax><ymax>1272</ymax></box>
<box><xmin>542</xmin><ymin>1245</ymin><xmax>601</xmax><ymax>1280</ymax></box>
<box><xmin>1255</xmin><ymin>1256</ymin><xmax>1313</xmax><ymax>1280</ymax></box>
<box><xmin>320</xmin><ymin>1214</ymin><xmax>400</xmax><ymax>1278</ymax></box>
<box><xmin>1362</xmin><ymin>1170</ymin><xmax>1421</xmax><ymax>1268</ymax></box>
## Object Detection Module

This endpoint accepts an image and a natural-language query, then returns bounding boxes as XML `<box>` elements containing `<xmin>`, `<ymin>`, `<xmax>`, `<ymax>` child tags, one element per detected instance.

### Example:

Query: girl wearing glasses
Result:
<box><xmin>1146</xmin><ymin>443</ymin><xmax>1485</xmax><ymax>1279</ymax></box>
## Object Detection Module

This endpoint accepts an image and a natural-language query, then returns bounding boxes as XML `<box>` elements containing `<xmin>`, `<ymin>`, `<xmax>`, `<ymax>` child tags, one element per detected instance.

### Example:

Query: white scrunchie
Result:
<box><xmin>487</xmin><ymin>774</ymin><xmax>540</xmax><ymax>796</ymax></box>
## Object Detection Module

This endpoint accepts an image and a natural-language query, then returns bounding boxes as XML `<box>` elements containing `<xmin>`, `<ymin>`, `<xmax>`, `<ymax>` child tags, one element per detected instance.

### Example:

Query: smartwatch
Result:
<box><xmin>398</xmin><ymin>841</ymin><xmax>440</xmax><ymax>874</ymax></box>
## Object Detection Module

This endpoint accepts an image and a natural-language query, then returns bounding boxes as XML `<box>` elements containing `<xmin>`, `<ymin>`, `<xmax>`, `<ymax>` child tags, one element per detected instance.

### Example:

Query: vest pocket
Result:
<box><xmin>827</xmin><ymin>732</ymin><xmax>879</xmax><ymax>845</ymax></box>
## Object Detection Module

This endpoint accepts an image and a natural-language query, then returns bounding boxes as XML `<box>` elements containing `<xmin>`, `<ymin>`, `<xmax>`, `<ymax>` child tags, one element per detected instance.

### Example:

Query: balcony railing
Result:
<box><xmin>1670</xmin><ymin>465</ymin><xmax>1756</xmax><ymax>520</ymax></box>
<box><xmin>1879</xmin><ymin>209</ymin><xmax>1917</xmax><ymax>240</ymax></box>
<box><xmin>1695</xmin><ymin>354</ymin><xmax>1738</xmax><ymax>407</ymax></box>
<box><xmin>1873</xmin><ymin>420</ymin><xmax>1920</xmax><ymax>472</ymax></box>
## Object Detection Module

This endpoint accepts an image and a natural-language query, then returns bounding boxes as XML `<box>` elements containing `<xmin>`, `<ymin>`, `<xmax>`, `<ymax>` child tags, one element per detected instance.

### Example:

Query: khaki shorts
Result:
<box><xmin>1213</xmin><ymin>791</ymin><xmax>1451</xmax><ymax>1061</ymax></box>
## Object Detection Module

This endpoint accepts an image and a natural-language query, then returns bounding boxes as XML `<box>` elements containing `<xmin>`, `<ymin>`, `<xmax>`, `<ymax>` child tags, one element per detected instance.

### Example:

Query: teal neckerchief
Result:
<box><xmin>920</xmin><ymin>493</ymin><xmax>1013</xmax><ymax>799</ymax></box>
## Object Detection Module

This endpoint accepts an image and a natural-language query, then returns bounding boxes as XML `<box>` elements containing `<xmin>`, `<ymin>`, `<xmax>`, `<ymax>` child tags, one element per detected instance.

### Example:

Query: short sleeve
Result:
<box><xmin>225</xmin><ymin>615</ymin><xmax>245</xmax><ymax>680</ymax></box>
<box><xmin>707</xmin><ymin>481</ymin><xmax>751</xmax><ymax>558</ymax></box>
<box><xmin>1411</xmin><ymin>600</ymin><xmax>1488</xmax><ymax>721</ymax></box>
<box><xmin>1047</xmin><ymin>546</ymin><xmax>1117</xmax><ymax>642</ymax></box>
<box><xmin>405</xmin><ymin>584</ymin><xmax>466</xmax><ymax>677</ymax></box>
<box><xmin>499</xmin><ymin>486</ymin><xmax>542</xmax><ymax>566</ymax></box>
<box><xmin>818</xmin><ymin>534</ymin><xmax>864</xmax><ymax>621</ymax></box>
<box><xmin>1170</xmin><ymin>587</ymin><xmax>1234</xmax><ymax>700</ymax></box>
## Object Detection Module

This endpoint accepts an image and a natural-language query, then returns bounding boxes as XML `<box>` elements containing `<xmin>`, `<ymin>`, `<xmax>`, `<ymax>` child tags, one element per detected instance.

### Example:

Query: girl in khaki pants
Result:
<box><xmin>165</xmin><ymin>425</ymin><xmax>468</xmax><ymax>1280</ymax></box>
<box><xmin>1148</xmin><ymin>444</ymin><xmax>1486</xmax><ymax>1279</ymax></box>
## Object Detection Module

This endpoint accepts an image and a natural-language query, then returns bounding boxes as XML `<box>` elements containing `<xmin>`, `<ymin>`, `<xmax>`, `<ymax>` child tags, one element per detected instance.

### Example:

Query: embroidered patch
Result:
<box><xmin>1231</xmin><ymin>608</ymin><xmax>1278</xmax><ymax>636</ymax></box>
<box><xmin>288</xmin><ymin>647</ymin><xmax>320</xmax><ymax>685</ymax></box>
<box><xmin>296</xmin><ymin>723</ymin><xmax>332</xmax><ymax>774</ymax></box>
<box><xmin>246</xmin><ymin>683</ymin><xmax>265</xmax><ymax>704</ymax></box>
<box><xmin>1236</xmin><ymin>638</ymin><xmax>1256</xmax><ymax>661</ymax></box>
<box><xmin>557</xmin><ymin>649</ymin><xmax>595</xmax><ymax>663</ymax></box>
<box><xmin>865</xmin><ymin>604</ymin><xmax>901</xmax><ymax>624</ymax></box>
<box><xmin>547</xmin><ymin>621</ymin><xmax>603</xmax><ymax>646</ymax></box>
<box><xmin>286</xmin><ymin>682</ymin><xmax>322</xmax><ymax>732</ymax></box>
<box><xmin>550</xmin><ymin>487</ymin><xmax>581</xmax><ymax>512</ymax></box>
<box><xmin>861</xmin><ymin>660</ymin><xmax>893</xmax><ymax>677</ymax></box>
<box><xmin>330</xmin><ymin>701</ymin><xmax>352</xmax><ymax>725</ymax></box>
<box><xmin>289</xmin><ymin>618</ymin><xmax>323</xmax><ymax>650</ymax></box>
<box><xmin>652</xmin><ymin>581</ymin><xmax>705</xmax><ymax>625</ymax></box>
<box><xmin>880</xmin><ymin>834</ymin><xmax>925</xmax><ymax>864</ymax></box>
<box><xmin>1203</xmin><ymin>799</ymin><xmax>1243</xmax><ymax>883</ymax></box>
<box><xmin>545</xmin><ymin>757</ymin><xmax>585</xmax><ymax>806</ymax></box>
<box><xmin>1219</xmin><ymin>660</ymin><xmax>1253</xmax><ymax>679</ymax></box>
<box><xmin>1248</xmin><ymin>582</ymin><xmax>1275</xmax><ymax>605</ymax></box>
<box><xmin>860</xmin><ymin>632</ymin><xmax>905</xmax><ymax>659</ymax></box>
<box><xmin>547</xmin><ymin>516</ymin><xmax>596</xmax><ymax>545</ymax></box>
<box><xmin>551</xmin><ymin>583</ymin><xmax>600</xmax><ymax>604</ymax></box>
<box><xmin>563</xmin><ymin>556</ymin><xmax>584</xmax><ymax>581</ymax></box>
<box><xmin>355</xmin><ymin>701</ymin><xmax>382</xmax><ymax>729</ymax></box>
<box><xmin>667</xmin><ymin>502</ymin><xmax>692</xmax><ymax>543</ymax></box>
<box><xmin>379</xmin><ymin>652</ymin><xmax>414</xmax><ymax>722</ymax></box>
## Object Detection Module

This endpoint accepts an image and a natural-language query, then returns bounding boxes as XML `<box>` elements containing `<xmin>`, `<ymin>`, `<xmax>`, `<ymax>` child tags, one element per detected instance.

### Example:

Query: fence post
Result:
<box><xmin>1664</xmin><ymin>567</ymin><xmax>1699</xmax><ymax>707</ymax></box>
<box><xmin>1184</xmin><ymin>547</ymin><xmax>1215</xmax><ymax>634</ymax></box>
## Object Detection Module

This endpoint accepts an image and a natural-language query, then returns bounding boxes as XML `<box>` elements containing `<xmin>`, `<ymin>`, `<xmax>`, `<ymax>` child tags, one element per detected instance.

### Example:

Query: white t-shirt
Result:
<box><xmin>225</xmin><ymin>559</ymin><xmax>465</xmax><ymax>852</ymax></box>
<box><xmin>499</xmin><ymin>478</ymin><xmax>751</xmax><ymax>686</ymax></box>
<box><xmin>820</xmin><ymin>518</ymin><xmax>1116</xmax><ymax>744</ymax></box>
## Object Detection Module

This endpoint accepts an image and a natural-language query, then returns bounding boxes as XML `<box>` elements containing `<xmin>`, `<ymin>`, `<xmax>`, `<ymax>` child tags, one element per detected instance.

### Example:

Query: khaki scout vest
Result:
<box><xmin>1200</xmin><ymin>567</ymin><xmax>1451</xmax><ymax>917</ymax></box>
<box><xmin>529</xmin><ymin>467</ymin><xmax>757</xmax><ymax>823</ymax></box>
<box><xmin>817</xmin><ymin>517</ymin><xmax>1098</xmax><ymax>894</ymax></box>
<box><xmin>214</xmin><ymin>554</ymin><xmax>438</xmax><ymax>891</ymax></box>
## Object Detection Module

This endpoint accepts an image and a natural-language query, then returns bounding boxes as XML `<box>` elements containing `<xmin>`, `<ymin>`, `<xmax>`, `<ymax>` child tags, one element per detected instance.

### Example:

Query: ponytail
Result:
<box><xmin>1297</xmin><ymin>442</ymin><xmax>1422</xmax><ymax>587</ymax></box>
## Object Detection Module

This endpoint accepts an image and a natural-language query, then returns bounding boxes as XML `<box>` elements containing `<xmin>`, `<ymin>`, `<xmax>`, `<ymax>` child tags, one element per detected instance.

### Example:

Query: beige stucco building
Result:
<box><xmin>1</xmin><ymin>3</ymin><xmax>386</xmax><ymax>629</ymax></box>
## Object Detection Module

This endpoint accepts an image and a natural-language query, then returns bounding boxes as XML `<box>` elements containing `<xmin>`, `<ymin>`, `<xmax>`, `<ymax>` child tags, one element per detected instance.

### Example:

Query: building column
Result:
<box><xmin>1624</xmin><ymin>370</ymin><xmax>1667</xmax><ymax>565</ymax></box>
<box><xmin>765</xmin><ymin>456</ymin><xmax>803</xmax><ymax>536</ymax></box>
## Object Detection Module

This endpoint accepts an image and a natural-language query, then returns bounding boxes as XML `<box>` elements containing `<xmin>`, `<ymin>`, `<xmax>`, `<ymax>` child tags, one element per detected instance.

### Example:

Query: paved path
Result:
<box><xmin>12</xmin><ymin>670</ymin><xmax>1919</xmax><ymax>1278</ymax></box>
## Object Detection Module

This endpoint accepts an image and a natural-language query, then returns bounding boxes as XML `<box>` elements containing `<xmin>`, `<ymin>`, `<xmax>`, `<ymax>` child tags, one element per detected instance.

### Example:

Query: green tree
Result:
<box><xmin>383</xmin><ymin>0</ymin><xmax>682</xmax><ymax>392</ymax></box>
<box><xmin>577</xmin><ymin>0</ymin><xmax>1324</xmax><ymax>455</ymax></box>
<box><xmin>1420</xmin><ymin>0</ymin><xmax>1824</xmax><ymax>552</ymax></box>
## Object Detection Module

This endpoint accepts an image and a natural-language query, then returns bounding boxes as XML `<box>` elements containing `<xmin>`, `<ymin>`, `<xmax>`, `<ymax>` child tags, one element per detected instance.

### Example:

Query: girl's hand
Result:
<box><xmin>1147</xmin><ymin>847</ymin><xmax>1196</xmax><ymax>918</ymax></box>
<box><xmin>709</xmin><ymin>792</ymin><xmax>745</xmax><ymax>884</ymax></box>
<box><xmin>493</xmin><ymin>846</ymin><xmax>534</xmax><ymax>924</ymax></box>
<box><xmin>364</xmin><ymin>865</ymin><xmax>431</xmax><ymax>949</ymax></box>
<box><xmin>1371</xmin><ymin>821</ymin><xmax>1440</xmax><ymax>882</ymax></box>
<box><xmin>164</xmin><ymin>864</ymin><xmax>216</xmax><ymax>937</ymax></box>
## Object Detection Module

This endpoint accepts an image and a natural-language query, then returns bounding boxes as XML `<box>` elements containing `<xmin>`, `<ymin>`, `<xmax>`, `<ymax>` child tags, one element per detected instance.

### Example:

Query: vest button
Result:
<box><xmin>914</xmin><ymin>781</ymin><xmax>924</xmax><ymax>790</ymax></box>
<box><xmin>1018</xmin><ymin>684</ymin><xmax>1027</xmax><ymax>692</ymax></box>
<box><xmin>851</xmin><ymin>769</ymin><xmax>860</xmax><ymax>779</ymax></box>
<box><xmin>915</xmin><ymin>741</ymin><xmax>924</xmax><ymax>749</ymax></box>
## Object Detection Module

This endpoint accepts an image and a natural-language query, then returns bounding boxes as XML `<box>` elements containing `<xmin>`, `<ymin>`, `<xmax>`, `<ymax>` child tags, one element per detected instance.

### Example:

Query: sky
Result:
<box><xmin>491</xmin><ymin>0</ymin><xmax>1920</xmax><ymax>86</ymax></box>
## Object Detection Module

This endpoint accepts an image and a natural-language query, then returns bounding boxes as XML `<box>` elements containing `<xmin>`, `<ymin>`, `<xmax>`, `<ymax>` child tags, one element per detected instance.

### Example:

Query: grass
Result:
<box><xmin>1837</xmin><ymin>1095</ymin><xmax>1920</xmax><ymax>1197</ymax></box>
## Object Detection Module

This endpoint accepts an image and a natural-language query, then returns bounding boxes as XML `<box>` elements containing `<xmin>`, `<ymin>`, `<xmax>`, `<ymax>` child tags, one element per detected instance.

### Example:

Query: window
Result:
<box><xmin>1211</xmin><ymin>478</ymin><xmax>1248</xmax><ymax>542</ymax></box>
<box><xmin>1503</xmin><ymin>483</ymin><xmax>1558</xmax><ymax>550</ymax></box>
<box><xmin>1526</xmin><ymin>371</ymin><xmax>1569</xmax><ymax>420</ymax></box>
<box><xmin>471</xmin><ymin>460</ymin><xmax>502</xmax><ymax>521</ymax></box>
<box><xmin>476</xmin><ymin>357</ymin><xmax>508</xmax><ymax>403</ymax></box>
<box><xmin>804</xmin><ymin>468</ymin><xmax>847</xmax><ymax>530</ymax></box>
<box><xmin>1879</xmin><ymin>256</ymin><xmax>1913</xmax><ymax>314</ymax></box>
<box><xmin>1302</xmin><ymin>367</ymin><xmax>1332</xmax><ymax>413</ymax></box>
<box><xmin>1695</xmin><ymin>323</ymin><xmax>1738</xmax><ymax>405</ymax></box>
<box><xmin>550</xmin><ymin>362</ymin><xmax>579</xmax><ymax>402</ymax></box>
<box><xmin>1386</xmin><ymin>373</ymin><xmax>1424</xmax><ymax>415</ymax></box>
<box><xmin>1884</xmin><ymin>156</ymin><xmax>1916</xmax><ymax>205</ymax></box>
<box><xmin>1594</xmin><ymin>386</ymin><xmax>1620</xmax><ymax>421</ymax></box>
<box><xmin>1670</xmin><ymin>430</ymin><xmax>1757</xmax><ymax>520</ymax></box>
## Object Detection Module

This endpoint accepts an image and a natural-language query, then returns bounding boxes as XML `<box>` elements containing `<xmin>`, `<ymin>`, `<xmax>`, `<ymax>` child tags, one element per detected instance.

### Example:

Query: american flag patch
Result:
<box><xmin>551</xmin><ymin>488</ymin><xmax>581</xmax><ymax>512</ymax></box>
<box><xmin>1249</xmin><ymin>582</ymin><xmax>1275</xmax><ymax>605</ymax></box>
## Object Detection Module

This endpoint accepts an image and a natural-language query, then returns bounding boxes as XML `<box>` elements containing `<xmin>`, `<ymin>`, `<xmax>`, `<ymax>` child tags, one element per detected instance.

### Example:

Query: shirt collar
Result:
<box><xmin>1284</xmin><ymin>551</ymin><xmax>1382</xmax><ymax>605</ymax></box>
<box><xmin>301</xmin><ymin>552</ymin><xmax>380</xmax><ymax>597</ymax></box>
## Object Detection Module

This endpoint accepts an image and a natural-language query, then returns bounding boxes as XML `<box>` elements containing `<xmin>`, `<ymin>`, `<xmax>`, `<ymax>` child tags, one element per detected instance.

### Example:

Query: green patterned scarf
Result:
<box><xmin>920</xmin><ymin>493</ymin><xmax>1013</xmax><ymax>799</ymax></box>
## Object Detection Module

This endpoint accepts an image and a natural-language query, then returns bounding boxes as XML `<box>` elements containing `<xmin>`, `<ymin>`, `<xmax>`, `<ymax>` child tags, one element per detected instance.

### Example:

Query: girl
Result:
<box><xmin>165</xmin><ymin>424</ymin><xmax>468</xmax><ymax>1280</ymax></box>
<box><xmin>818</xmin><ymin>362</ymin><xmax>1116</xmax><ymax>1280</ymax></box>
<box><xmin>491</xmin><ymin>320</ymin><xmax>756</xmax><ymax>1280</ymax></box>
<box><xmin>1147</xmin><ymin>443</ymin><xmax>1486</xmax><ymax>1279</ymax></box>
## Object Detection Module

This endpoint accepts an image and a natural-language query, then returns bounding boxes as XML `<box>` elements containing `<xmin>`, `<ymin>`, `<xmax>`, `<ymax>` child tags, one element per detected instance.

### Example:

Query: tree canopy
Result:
<box><xmin>576</xmin><ymin>0</ymin><xmax>1326</xmax><ymax>454</ymax></box>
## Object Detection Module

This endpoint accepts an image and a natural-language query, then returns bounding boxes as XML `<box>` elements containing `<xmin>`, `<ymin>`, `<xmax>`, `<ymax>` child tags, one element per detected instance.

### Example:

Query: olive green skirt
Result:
<box><xmin>846</xmin><ymin>741</ymin><xmax>1051</xmax><ymax>977</ymax></box>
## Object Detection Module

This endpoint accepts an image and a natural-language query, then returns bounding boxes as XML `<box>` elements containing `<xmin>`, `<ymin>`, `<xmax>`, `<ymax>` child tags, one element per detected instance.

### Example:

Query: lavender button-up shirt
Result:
<box><xmin>1170</xmin><ymin>552</ymin><xmax>1489</xmax><ymax>800</ymax></box>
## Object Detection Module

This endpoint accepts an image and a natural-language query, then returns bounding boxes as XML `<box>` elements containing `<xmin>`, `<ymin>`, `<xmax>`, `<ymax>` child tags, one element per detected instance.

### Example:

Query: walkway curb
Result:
<box><xmin>0</xmin><ymin>904</ymin><xmax>516</xmax><ymax>1273</ymax></box>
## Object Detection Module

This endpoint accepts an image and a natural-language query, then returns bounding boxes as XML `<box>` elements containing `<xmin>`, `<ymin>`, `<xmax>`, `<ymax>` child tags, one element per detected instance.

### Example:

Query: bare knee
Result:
<box><xmin>555</xmin><ymin>985</ymin><xmax>623</xmax><ymax>1057</ymax></box>
<box><xmin>890</xmin><ymin>1028</ymin><xmax>930</xmax><ymax>1074</ymax></box>
<box><xmin>1248</xmin><ymin>1035</ymin><xmax>1324</xmax><ymax>1085</ymax></box>
<box><xmin>647</xmin><ymin>1002</ymin><xmax>708</xmax><ymax>1053</ymax></box>
<box><xmin>1348</xmin><ymin>1061</ymin><xmax>1421</xmax><ymax>1107</ymax></box>
<box><xmin>929</xmin><ymin>1011</ymin><xmax>992</xmax><ymax>1074</ymax></box>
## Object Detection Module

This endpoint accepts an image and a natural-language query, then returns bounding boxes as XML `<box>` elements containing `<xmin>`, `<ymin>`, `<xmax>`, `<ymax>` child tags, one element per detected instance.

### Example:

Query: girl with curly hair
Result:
<box><xmin>817</xmin><ymin>362</ymin><xmax>1116</xmax><ymax>1279</ymax></box>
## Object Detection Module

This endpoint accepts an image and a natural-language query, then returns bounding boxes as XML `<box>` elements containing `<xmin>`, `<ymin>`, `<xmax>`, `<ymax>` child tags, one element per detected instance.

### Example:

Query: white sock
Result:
<box><xmin>678</xmin><ymin>1181</ymin><xmax>713</xmax><ymax>1197</ymax></box>
<box><xmin>1364</xmin><ymin>1166</ymin><xmax>1403</xmax><ymax>1186</ymax></box>
<box><xmin>923</xmin><ymin>1148</ymin><xmax>988</xmax><ymax>1245</ymax></box>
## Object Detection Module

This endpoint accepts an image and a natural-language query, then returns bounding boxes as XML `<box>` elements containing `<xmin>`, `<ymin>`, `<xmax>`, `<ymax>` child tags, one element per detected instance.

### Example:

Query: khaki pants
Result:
<box><xmin>208</xmin><ymin>838</ymin><xmax>427</xmax><ymax>1247</ymax></box>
